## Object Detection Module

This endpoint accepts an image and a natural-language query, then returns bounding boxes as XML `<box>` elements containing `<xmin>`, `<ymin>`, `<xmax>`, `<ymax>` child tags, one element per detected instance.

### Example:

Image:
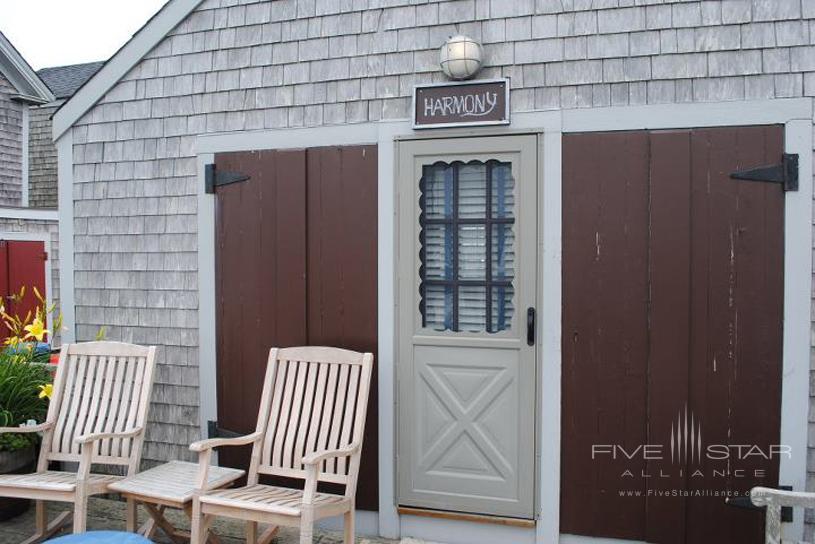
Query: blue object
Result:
<box><xmin>46</xmin><ymin>531</ymin><xmax>151</xmax><ymax>543</ymax></box>
<box><xmin>6</xmin><ymin>342</ymin><xmax>50</xmax><ymax>355</ymax></box>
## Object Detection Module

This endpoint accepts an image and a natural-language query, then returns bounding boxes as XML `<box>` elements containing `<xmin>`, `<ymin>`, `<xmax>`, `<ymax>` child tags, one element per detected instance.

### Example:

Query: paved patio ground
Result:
<box><xmin>0</xmin><ymin>497</ymin><xmax>407</xmax><ymax>544</ymax></box>
<box><xmin>0</xmin><ymin>500</ymin><xmax>808</xmax><ymax>544</ymax></box>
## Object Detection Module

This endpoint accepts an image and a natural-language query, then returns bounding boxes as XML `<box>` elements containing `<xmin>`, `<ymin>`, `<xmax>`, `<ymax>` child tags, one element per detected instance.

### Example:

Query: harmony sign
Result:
<box><xmin>413</xmin><ymin>78</ymin><xmax>510</xmax><ymax>129</ymax></box>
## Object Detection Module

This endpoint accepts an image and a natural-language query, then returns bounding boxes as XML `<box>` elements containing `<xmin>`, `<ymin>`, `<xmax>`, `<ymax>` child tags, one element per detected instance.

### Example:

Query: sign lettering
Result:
<box><xmin>414</xmin><ymin>79</ymin><xmax>510</xmax><ymax>129</ymax></box>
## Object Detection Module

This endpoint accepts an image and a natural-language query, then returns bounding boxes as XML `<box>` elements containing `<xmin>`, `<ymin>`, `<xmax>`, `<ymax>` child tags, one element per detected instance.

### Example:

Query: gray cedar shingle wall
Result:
<box><xmin>0</xmin><ymin>71</ymin><xmax>23</xmax><ymax>207</ymax></box>
<box><xmin>28</xmin><ymin>102</ymin><xmax>59</xmax><ymax>209</ymax></box>
<box><xmin>66</xmin><ymin>0</ymin><xmax>815</xmax><ymax>522</ymax></box>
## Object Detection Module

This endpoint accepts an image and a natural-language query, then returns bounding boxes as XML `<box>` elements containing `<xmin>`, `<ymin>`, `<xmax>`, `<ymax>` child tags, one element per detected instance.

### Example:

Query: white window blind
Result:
<box><xmin>419</xmin><ymin>160</ymin><xmax>515</xmax><ymax>333</ymax></box>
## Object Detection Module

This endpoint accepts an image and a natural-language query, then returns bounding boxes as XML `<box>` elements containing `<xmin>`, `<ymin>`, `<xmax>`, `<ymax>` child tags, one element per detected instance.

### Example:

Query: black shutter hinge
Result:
<box><xmin>204</xmin><ymin>164</ymin><xmax>250</xmax><ymax>194</ymax></box>
<box><xmin>730</xmin><ymin>153</ymin><xmax>798</xmax><ymax>192</ymax></box>
<box><xmin>207</xmin><ymin>420</ymin><xmax>243</xmax><ymax>439</ymax></box>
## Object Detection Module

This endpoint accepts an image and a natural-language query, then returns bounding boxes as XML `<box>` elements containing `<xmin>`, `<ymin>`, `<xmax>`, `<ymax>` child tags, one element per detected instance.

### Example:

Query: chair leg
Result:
<box><xmin>20</xmin><ymin>509</ymin><xmax>72</xmax><ymax>544</ymax></box>
<box><xmin>20</xmin><ymin>501</ymin><xmax>47</xmax><ymax>544</ymax></box>
<box><xmin>73</xmin><ymin>490</ymin><xmax>88</xmax><ymax>534</ymax></box>
<box><xmin>246</xmin><ymin>521</ymin><xmax>258</xmax><ymax>544</ymax></box>
<box><xmin>190</xmin><ymin>498</ymin><xmax>206</xmax><ymax>544</ymax></box>
<box><xmin>125</xmin><ymin>499</ymin><xmax>137</xmax><ymax>532</ymax></box>
<box><xmin>35</xmin><ymin>500</ymin><xmax>47</xmax><ymax>535</ymax></box>
<box><xmin>300</xmin><ymin>507</ymin><xmax>314</xmax><ymax>544</ymax></box>
<box><xmin>344</xmin><ymin>507</ymin><xmax>355</xmax><ymax>544</ymax></box>
<box><xmin>258</xmin><ymin>525</ymin><xmax>279</xmax><ymax>544</ymax></box>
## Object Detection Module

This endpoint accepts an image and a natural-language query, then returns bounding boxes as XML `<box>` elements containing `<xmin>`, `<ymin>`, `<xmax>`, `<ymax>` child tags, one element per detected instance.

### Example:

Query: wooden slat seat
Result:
<box><xmin>200</xmin><ymin>485</ymin><xmax>350</xmax><ymax>516</ymax></box>
<box><xmin>107</xmin><ymin>461</ymin><xmax>244</xmax><ymax>543</ymax></box>
<box><xmin>190</xmin><ymin>346</ymin><xmax>374</xmax><ymax>544</ymax></box>
<box><xmin>108</xmin><ymin>460</ymin><xmax>244</xmax><ymax>505</ymax></box>
<box><xmin>0</xmin><ymin>342</ymin><xmax>157</xmax><ymax>544</ymax></box>
<box><xmin>0</xmin><ymin>471</ymin><xmax>122</xmax><ymax>493</ymax></box>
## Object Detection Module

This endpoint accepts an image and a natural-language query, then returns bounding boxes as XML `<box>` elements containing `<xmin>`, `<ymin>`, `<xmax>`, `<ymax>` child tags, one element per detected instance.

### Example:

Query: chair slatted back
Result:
<box><xmin>249</xmin><ymin>347</ymin><xmax>374</xmax><ymax>494</ymax></box>
<box><xmin>38</xmin><ymin>342</ymin><xmax>157</xmax><ymax>473</ymax></box>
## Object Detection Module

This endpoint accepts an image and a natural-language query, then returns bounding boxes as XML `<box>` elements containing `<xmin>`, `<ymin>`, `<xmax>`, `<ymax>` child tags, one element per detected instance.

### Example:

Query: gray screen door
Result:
<box><xmin>397</xmin><ymin>135</ymin><xmax>537</xmax><ymax>519</ymax></box>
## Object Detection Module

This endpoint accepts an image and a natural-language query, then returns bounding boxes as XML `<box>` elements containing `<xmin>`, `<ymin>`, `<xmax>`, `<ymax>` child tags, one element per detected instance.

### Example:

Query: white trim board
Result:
<box><xmin>192</xmin><ymin>96</ymin><xmax>812</xmax><ymax>544</ymax></box>
<box><xmin>537</xmin><ymin>127</ymin><xmax>563</xmax><ymax>544</ymax></box>
<box><xmin>56</xmin><ymin>133</ymin><xmax>75</xmax><ymax>343</ymax></box>
<box><xmin>52</xmin><ymin>0</ymin><xmax>203</xmax><ymax>140</ymax></box>
<box><xmin>317</xmin><ymin>510</ymin><xmax>379</xmax><ymax>536</ymax></box>
<box><xmin>0</xmin><ymin>207</ymin><xmax>58</xmax><ymax>221</ymax></box>
<box><xmin>196</xmin><ymin>122</ymin><xmax>383</xmax><ymax>153</ymax></box>
<box><xmin>196</xmin><ymin>152</ymin><xmax>216</xmax><ymax>444</ymax></box>
<box><xmin>0</xmin><ymin>31</ymin><xmax>54</xmax><ymax>103</ymax></box>
<box><xmin>779</xmin><ymin>118</ymin><xmax>812</xmax><ymax>540</ymax></box>
<box><xmin>561</xmin><ymin>97</ymin><xmax>812</xmax><ymax>131</ymax></box>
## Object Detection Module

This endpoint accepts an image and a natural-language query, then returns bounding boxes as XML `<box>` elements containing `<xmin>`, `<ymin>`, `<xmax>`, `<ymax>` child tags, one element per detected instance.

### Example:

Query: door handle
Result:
<box><xmin>527</xmin><ymin>307</ymin><xmax>536</xmax><ymax>346</ymax></box>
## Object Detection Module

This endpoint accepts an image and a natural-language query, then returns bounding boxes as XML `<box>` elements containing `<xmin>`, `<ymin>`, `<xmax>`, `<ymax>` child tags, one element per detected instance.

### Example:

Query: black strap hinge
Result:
<box><xmin>204</xmin><ymin>164</ymin><xmax>250</xmax><ymax>194</ymax></box>
<box><xmin>730</xmin><ymin>153</ymin><xmax>798</xmax><ymax>192</ymax></box>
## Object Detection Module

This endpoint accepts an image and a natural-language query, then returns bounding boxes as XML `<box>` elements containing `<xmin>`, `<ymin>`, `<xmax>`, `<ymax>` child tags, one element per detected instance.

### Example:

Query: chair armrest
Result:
<box><xmin>74</xmin><ymin>426</ymin><xmax>143</xmax><ymax>445</ymax></box>
<box><xmin>189</xmin><ymin>431</ymin><xmax>263</xmax><ymax>452</ymax></box>
<box><xmin>301</xmin><ymin>444</ymin><xmax>360</xmax><ymax>505</ymax></box>
<box><xmin>0</xmin><ymin>422</ymin><xmax>52</xmax><ymax>434</ymax></box>
<box><xmin>302</xmin><ymin>443</ymin><xmax>360</xmax><ymax>466</ymax></box>
<box><xmin>751</xmin><ymin>486</ymin><xmax>815</xmax><ymax>509</ymax></box>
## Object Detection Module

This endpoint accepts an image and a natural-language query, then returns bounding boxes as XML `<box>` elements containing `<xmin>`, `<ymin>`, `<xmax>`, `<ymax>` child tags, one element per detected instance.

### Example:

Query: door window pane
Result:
<box><xmin>419</xmin><ymin>160</ymin><xmax>515</xmax><ymax>333</ymax></box>
<box><xmin>491</xmin><ymin>286</ymin><xmax>514</xmax><ymax>333</ymax></box>
<box><xmin>459</xmin><ymin>286</ymin><xmax>487</xmax><ymax>332</ymax></box>
<box><xmin>422</xmin><ymin>164</ymin><xmax>453</xmax><ymax>219</ymax></box>
<box><xmin>422</xmin><ymin>284</ymin><xmax>454</xmax><ymax>331</ymax></box>
<box><xmin>491</xmin><ymin>224</ymin><xmax>514</xmax><ymax>280</ymax></box>
<box><xmin>458</xmin><ymin>163</ymin><xmax>487</xmax><ymax>219</ymax></box>
<box><xmin>458</xmin><ymin>225</ymin><xmax>485</xmax><ymax>280</ymax></box>
<box><xmin>423</xmin><ymin>224</ymin><xmax>453</xmax><ymax>280</ymax></box>
<box><xmin>491</xmin><ymin>162</ymin><xmax>514</xmax><ymax>219</ymax></box>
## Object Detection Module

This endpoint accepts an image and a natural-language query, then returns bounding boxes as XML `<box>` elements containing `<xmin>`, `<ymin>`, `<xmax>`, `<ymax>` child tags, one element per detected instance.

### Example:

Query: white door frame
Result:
<box><xmin>192</xmin><ymin>97</ymin><xmax>812</xmax><ymax>544</ymax></box>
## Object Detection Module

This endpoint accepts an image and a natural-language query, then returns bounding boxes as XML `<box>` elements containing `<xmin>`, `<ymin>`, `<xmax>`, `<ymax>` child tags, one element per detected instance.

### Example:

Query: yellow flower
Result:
<box><xmin>38</xmin><ymin>384</ymin><xmax>53</xmax><ymax>400</ymax></box>
<box><xmin>23</xmin><ymin>316</ymin><xmax>49</xmax><ymax>342</ymax></box>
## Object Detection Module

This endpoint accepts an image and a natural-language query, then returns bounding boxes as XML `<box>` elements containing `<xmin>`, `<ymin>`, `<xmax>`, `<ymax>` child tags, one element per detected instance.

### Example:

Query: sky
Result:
<box><xmin>2</xmin><ymin>0</ymin><xmax>168</xmax><ymax>70</ymax></box>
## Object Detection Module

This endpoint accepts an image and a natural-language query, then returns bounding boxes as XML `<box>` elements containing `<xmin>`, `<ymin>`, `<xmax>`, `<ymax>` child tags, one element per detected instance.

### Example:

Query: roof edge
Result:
<box><xmin>53</xmin><ymin>0</ymin><xmax>203</xmax><ymax>141</ymax></box>
<box><xmin>0</xmin><ymin>32</ymin><xmax>55</xmax><ymax>103</ymax></box>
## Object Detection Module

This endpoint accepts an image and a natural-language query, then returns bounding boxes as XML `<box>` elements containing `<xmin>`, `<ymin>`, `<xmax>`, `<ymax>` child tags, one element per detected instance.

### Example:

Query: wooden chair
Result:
<box><xmin>190</xmin><ymin>346</ymin><xmax>374</xmax><ymax>544</ymax></box>
<box><xmin>750</xmin><ymin>486</ymin><xmax>815</xmax><ymax>544</ymax></box>
<box><xmin>0</xmin><ymin>341</ymin><xmax>157</xmax><ymax>543</ymax></box>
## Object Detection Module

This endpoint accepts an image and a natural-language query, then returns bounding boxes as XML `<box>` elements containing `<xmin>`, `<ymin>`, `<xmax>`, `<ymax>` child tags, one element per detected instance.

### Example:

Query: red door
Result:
<box><xmin>561</xmin><ymin>126</ymin><xmax>784</xmax><ymax>543</ymax></box>
<box><xmin>0</xmin><ymin>240</ymin><xmax>48</xmax><ymax>344</ymax></box>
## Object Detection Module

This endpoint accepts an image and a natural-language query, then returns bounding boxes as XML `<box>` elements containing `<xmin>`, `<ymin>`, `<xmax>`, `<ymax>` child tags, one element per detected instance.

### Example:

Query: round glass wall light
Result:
<box><xmin>439</xmin><ymin>35</ymin><xmax>484</xmax><ymax>80</ymax></box>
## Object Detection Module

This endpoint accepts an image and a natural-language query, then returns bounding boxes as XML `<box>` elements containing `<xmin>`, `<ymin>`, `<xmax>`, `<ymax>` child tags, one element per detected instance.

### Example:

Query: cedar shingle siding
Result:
<box><xmin>28</xmin><ymin>103</ymin><xmax>59</xmax><ymax>209</ymax></box>
<box><xmin>65</xmin><ymin>0</ymin><xmax>815</xmax><ymax>529</ymax></box>
<box><xmin>0</xmin><ymin>71</ymin><xmax>23</xmax><ymax>207</ymax></box>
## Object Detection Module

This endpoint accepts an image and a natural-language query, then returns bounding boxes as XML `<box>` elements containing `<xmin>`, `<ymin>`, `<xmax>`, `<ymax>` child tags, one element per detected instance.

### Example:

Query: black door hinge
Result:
<box><xmin>204</xmin><ymin>164</ymin><xmax>250</xmax><ymax>194</ymax></box>
<box><xmin>730</xmin><ymin>153</ymin><xmax>798</xmax><ymax>192</ymax></box>
<box><xmin>207</xmin><ymin>420</ymin><xmax>243</xmax><ymax>439</ymax></box>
